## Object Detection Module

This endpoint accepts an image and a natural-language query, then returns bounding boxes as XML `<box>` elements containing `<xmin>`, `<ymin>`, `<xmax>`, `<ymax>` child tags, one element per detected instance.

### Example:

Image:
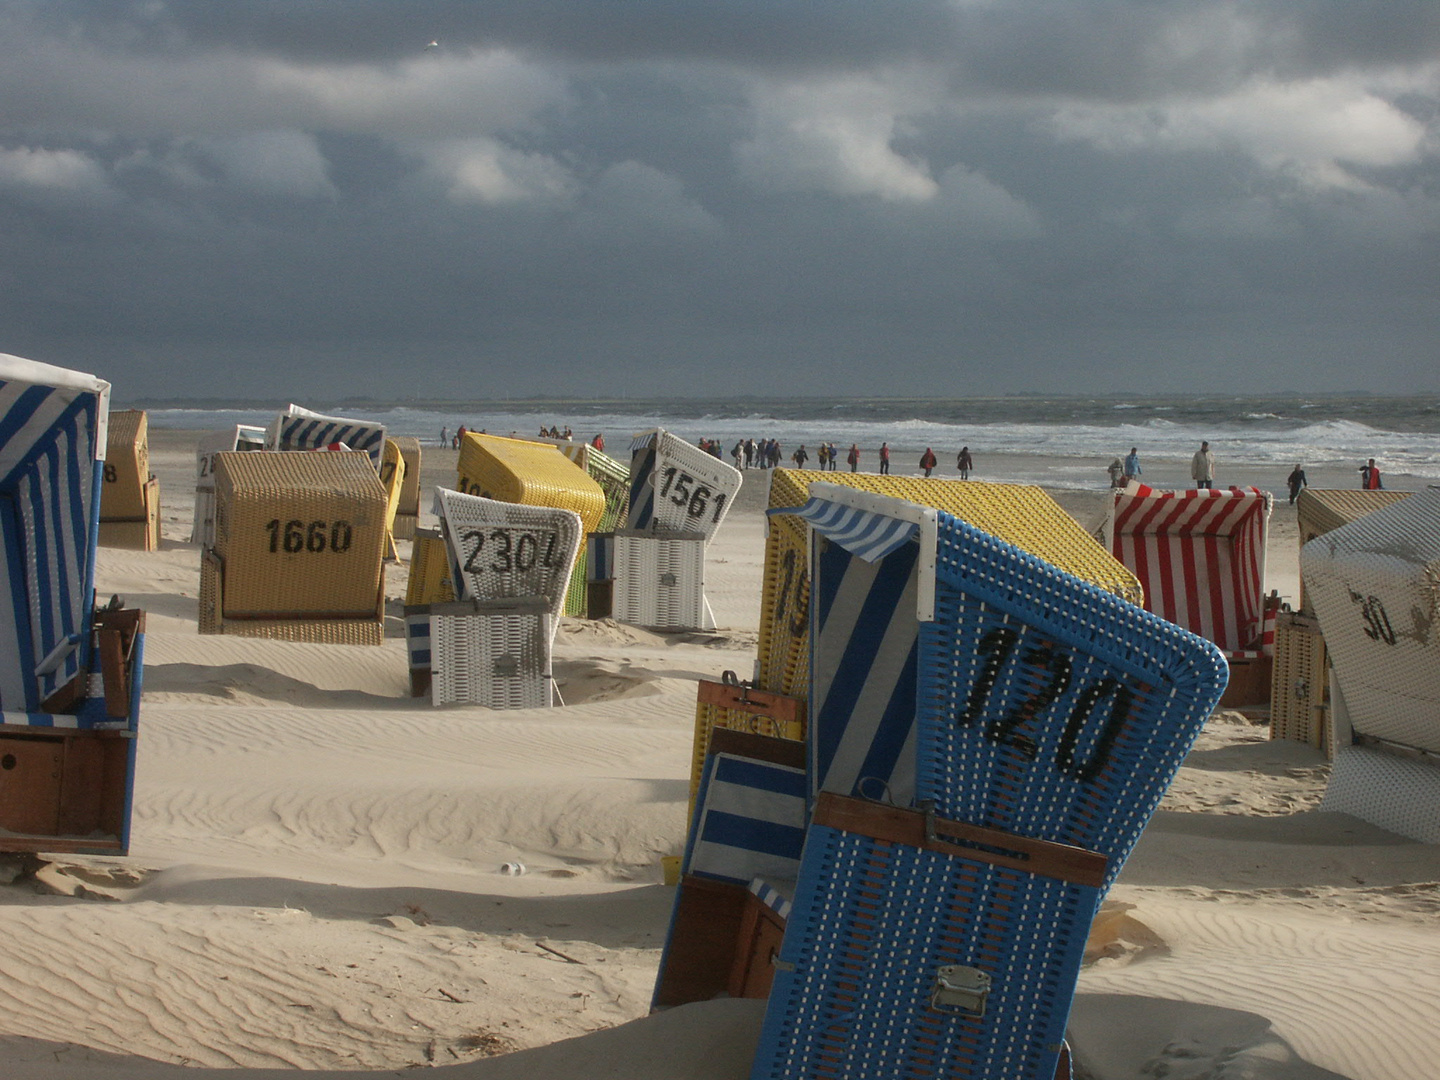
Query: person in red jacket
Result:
<box><xmin>920</xmin><ymin>447</ymin><xmax>937</xmax><ymax>477</ymax></box>
<box><xmin>1360</xmin><ymin>458</ymin><xmax>1383</xmax><ymax>490</ymax></box>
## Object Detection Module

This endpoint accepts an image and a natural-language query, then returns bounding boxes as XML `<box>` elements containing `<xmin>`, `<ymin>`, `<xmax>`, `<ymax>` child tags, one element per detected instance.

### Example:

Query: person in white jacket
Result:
<box><xmin>1191</xmin><ymin>441</ymin><xmax>1215</xmax><ymax>489</ymax></box>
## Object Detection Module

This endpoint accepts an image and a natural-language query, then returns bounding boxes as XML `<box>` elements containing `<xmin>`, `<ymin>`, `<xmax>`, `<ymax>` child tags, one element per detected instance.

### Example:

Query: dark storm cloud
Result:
<box><xmin>0</xmin><ymin>0</ymin><xmax>1436</xmax><ymax>398</ymax></box>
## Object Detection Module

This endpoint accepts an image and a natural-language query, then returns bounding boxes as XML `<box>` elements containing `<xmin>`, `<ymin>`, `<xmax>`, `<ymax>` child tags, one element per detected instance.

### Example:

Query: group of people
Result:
<box><xmin>1112</xmin><ymin>441</ymin><xmax>1389</xmax><ymax>504</ymax></box>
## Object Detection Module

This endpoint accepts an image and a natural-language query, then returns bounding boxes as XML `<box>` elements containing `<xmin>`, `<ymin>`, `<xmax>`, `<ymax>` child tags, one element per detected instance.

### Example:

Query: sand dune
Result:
<box><xmin>1</xmin><ymin>432</ymin><xmax>1435</xmax><ymax>1080</ymax></box>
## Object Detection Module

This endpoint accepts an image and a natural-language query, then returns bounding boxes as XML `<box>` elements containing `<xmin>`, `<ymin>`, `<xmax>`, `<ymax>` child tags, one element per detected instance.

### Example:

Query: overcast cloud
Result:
<box><xmin>1</xmin><ymin>0</ymin><xmax>1436</xmax><ymax>399</ymax></box>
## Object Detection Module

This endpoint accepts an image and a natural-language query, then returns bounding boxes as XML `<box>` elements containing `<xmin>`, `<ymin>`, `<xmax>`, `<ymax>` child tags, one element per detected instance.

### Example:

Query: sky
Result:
<box><xmin>1</xmin><ymin>0</ymin><xmax>1437</xmax><ymax>401</ymax></box>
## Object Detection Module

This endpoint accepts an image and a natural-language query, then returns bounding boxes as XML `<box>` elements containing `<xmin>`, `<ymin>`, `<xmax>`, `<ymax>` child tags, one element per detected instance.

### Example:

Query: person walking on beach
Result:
<box><xmin>793</xmin><ymin>444</ymin><xmax>809</xmax><ymax>469</ymax></box>
<box><xmin>1360</xmin><ymin>458</ymin><xmax>1383</xmax><ymax>490</ymax></box>
<box><xmin>1124</xmin><ymin>447</ymin><xmax>1141</xmax><ymax>482</ymax></box>
<box><xmin>1286</xmin><ymin>464</ymin><xmax>1308</xmax><ymax>504</ymax></box>
<box><xmin>957</xmin><ymin>446</ymin><xmax>973</xmax><ymax>480</ymax></box>
<box><xmin>847</xmin><ymin>444</ymin><xmax>860</xmax><ymax>472</ymax></box>
<box><xmin>879</xmin><ymin>442</ymin><xmax>891</xmax><ymax>475</ymax></box>
<box><xmin>1191</xmin><ymin>441</ymin><xmax>1215</xmax><ymax>489</ymax></box>
<box><xmin>440</xmin><ymin>426</ymin><xmax>448</xmax><ymax>447</ymax></box>
<box><xmin>920</xmin><ymin>447</ymin><xmax>937</xmax><ymax>477</ymax></box>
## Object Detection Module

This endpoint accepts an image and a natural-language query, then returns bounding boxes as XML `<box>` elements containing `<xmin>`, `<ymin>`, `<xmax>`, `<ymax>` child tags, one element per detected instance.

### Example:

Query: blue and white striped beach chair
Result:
<box><xmin>751</xmin><ymin>484</ymin><xmax>1226</xmax><ymax>1080</ymax></box>
<box><xmin>0</xmin><ymin>353</ymin><xmax>145</xmax><ymax>855</ymax></box>
<box><xmin>267</xmin><ymin>404</ymin><xmax>386</xmax><ymax>468</ymax></box>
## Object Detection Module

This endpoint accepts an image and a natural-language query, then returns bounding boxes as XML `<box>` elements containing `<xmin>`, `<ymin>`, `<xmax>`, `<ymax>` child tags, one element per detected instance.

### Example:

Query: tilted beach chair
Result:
<box><xmin>626</xmin><ymin>429</ymin><xmax>742</xmax><ymax>542</ymax></box>
<box><xmin>760</xmin><ymin>469</ymin><xmax>1143</xmax><ymax>722</ymax></box>
<box><xmin>98</xmin><ymin>408</ymin><xmax>160</xmax><ymax>551</ymax></box>
<box><xmin>1105</xmin><ymin>482</ymin><xmax>1273</xmax><ymax>705</ymax></box>
<box><xmin>1301</xmin><ymin>487</ymin><xmax>1440</xmax><ymax>844</ymax></box>
<box><xmin>191</xmin><ymin>424</ymin><xmax>264</xmax><ymax>547</ymax></box>
<box><xmin>0</xmin><ymin>354</ymin><xmax>146</xmax><ymax>856</ymax></box>
<box><xmin>1294</xmin><ymin>489</ymin><xmax>1411</xmax><ymax>613</ymax></box>
<box><xmin>266</xmin><ymin>404</ymin><xmax>387</xmax><ymax>468</ymax></box>
<box><xmin>200</xmin><ymin>450</ymin><xmax>388</xmax><ymax>644</ymax></box>
<box><xmin>747</xmin><ymin>484</ymin><xmax>1226</xmax><ymax>1080</ymax></box>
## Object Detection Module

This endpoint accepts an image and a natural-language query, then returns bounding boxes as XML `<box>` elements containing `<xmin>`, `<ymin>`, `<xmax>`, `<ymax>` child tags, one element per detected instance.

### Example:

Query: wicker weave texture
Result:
<box><xmin>212</xmin><ymin>451</ymin><xmax>387</xmax><ymax>616</ymax></box>
<box><xmin>559</xmin><ymin>446</ymin><xmax>631</xmax><ymax>616</ymax></box>
<box><xmin>1320</xmin><ymin>745</ymin><xmax>1440</xmax><ymax>844</ymax></box>
<box><xmin>405</xmin><ymin>529</ymin><xmax>457</xmax><ymax>607</ymax></box>
<box><xmin>1269</xmin><ymin>611</ymin><xmax>1328</xmax><ymax>748</ymax></box>
<box><xmin>758</xmin><ymin>470</ymin><xmax>1143</xmax><ymax>701</ymax></box>
<box><xmin>429</xmin><ymin>602</ymin><xmax>552</xmax><ymax>708</ymax></box>
<box><xmin>752</xmin><ymin>821</ymin><xmax>1097</xmax><ymax>1080</ymax></box>
<box><xmin>199</xmin><ymin>547</ymin><xmax>382</xmax><ymax>643</ymax></box>
<box><xmin>100</xmin><ymin>409</ymin><xmax>150</xmax><ymax>521</ymax></box>
<box><xmin>1300</xmin><ymin>488</ymin><xmax>1440</xmax><ymax>754</ymax></box>
<box><xmin>456</xmin><ymin>433</ymin><xmax>606</xmax><ymax>535</ymax></box>
<box><xmin>1295</xmin><ymin>489</ymin><xmax>1411</xmax><ymax>611</ymax></box>
<box><xmin>433</xmin><ymin>490</ymin><xmax>581</xmax><ymax>629</ymax></box>
<box><xmin>611</xmin><ymin>532</ymin><xmax>711</xmax><ymax>630</ymax></box>
<box><xmin>916</xmin><ymin>510</ymin><xmax>1226</xmax><ymax>880</ymax></box>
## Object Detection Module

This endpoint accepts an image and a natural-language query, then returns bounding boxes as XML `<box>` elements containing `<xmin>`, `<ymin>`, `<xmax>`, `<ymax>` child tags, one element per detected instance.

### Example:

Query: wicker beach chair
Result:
<box><xmin>266</xmin><ymin>404</ymin><xmax>387</xmax><ymax>468</ymax></box>
<box><xmin>1301</xmin><ymin>487</ymin><xmax>1440</xmax><ymax>843</ymax></box>
<box><xmin>425</xmin><ymin>490</ymin><xmax>582</xmax><ymax>707</ymax></box>
<box><xmin>457</xmin><ymin>432</ymin><xmax>605</xmax><ymax>531</ymax></box>
<box><xmin>530</xmin><ymin>437</ymin><xmax>631</xmax><ymax>616</ymax></box>
<box><xmin>191</xmin><ymin>424</ymin><xmax>264</xmax><ymax>547</ymax></box>
<box><xmin>759</xmin><ymin>470</ymin><xmax>1143</xmax><ymax>704</ymax></box>
<box><xmin>1294</xmin><ymin>489</ymin><xmax>1411</xmax><ymax>613</ymax></box>
<box><xmin>388</xmin><ymin>436</ymin><xmax>422</xmax><ymax>541</ymax></box>
<box><xmin>200</xmin><ymin>450</ymin><xmax>388</xmax><ymax>644</ymax></box>
<box><xmin>379</xmin><ymin>438</ymin><xmax>407</xmax><ymax>559</ymax></box>
<box><xmin>98</xmin><ymin>408</ymin><xmax>160</xmax><ymax>550</ymax></box>
<box><xmin>748</xmin><ymin>484</ymin><xmax>1226</xmax><ymax>1080</ymax></box>
<box><xmin>0</xmin><ymin>354</ymin><xmax>146</xmax><ymax>856</ymax></box>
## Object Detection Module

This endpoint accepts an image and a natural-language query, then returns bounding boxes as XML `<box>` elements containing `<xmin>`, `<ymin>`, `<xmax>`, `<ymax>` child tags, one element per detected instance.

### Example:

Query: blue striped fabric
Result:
<box><xmin>778</xmin><ymin>497</ymin><xmax>919</xmax><ymax>562</ymax></box>
<box><xmin>587</xmin><ymin>533</ymin><xmax>614</xmax><ymax>581</ymax></box>
<box><xmin>809</xmin><ymin>534</ymin><xmax>922</xmax><ymax>807</ymax></box>
<box><xmin>271</xmin><ymin>407</ymin><xmax>386</xmax><ymax>467</ymax></box>
<box><xmin>686</xmin><ymin>752</ymin><xmax>807</xmax><ymax>886</ymax></box>
<box><xmin>0</xmin><ymin>369</ymin><xmax>104</xmax><ymax>711</ymax></box>
<box><xmin>626</xmin><ymin>431</ymin><xmax>658</xmax><ymax>530</ymax></box>
<box><xmin>404</xmin><ymin>610</ymin><xmax>431</xmax><ymax>671</ymax></box>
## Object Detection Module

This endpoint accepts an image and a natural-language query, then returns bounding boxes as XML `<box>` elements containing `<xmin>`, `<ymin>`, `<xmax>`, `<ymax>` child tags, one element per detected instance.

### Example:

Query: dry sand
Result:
<box><xmin>1</xmin><ymin>431</ymin><xmax>1436</xmax><ymax>1080</ymax></box>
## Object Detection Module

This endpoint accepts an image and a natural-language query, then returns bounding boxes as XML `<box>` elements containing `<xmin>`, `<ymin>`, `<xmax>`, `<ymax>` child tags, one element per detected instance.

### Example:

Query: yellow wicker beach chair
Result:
<box><xmin>530</xmin><ymin>437</ymin><xmax>631</xmax><ymax>616</ymax></box>
<box><xmin>200</xmin><ymin>451</ymin><xmax>388</xmax><ymax>644</ymax></box>
<box><xmin>379</xmin><ymin>438</ymin><xmax>407</xmax><ymax>559</ymax></box>
<box><xmin>458</xmin><ymin>433</ymin><xmax>606</xmax><ymax>534</ymax></box>
<box><xmin>757</xmin><ymin>470</ymin><xmax>1144</xmax><ymax>700</ymax></box>
<box><xmin>98</xmin><ymin>409</ymin><xmax>160</xmax><ymax>550</ymax></box>
<box><xmin>389</xmin><ymin>436</ymin><xmax>422</xmax><ymax>541</ymax></box>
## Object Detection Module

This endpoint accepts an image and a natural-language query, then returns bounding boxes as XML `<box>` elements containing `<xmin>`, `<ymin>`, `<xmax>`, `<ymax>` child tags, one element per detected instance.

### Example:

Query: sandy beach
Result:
<box><xmin>1</xmin><ymin>429</ymin><xmax>1437</xmax><ymax>1080</ymax></box>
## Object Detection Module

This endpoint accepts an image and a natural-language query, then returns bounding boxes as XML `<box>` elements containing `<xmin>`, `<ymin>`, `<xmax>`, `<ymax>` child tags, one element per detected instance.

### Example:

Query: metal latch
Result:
<box><xmin>659</xmin><ymin>572</ymin><xmax>678</xmax><ymax>587</ymax></box>
<box><xmin>494</xmin><ymin>655</ymin><xmax>520</xmax><ymax>677</ymax></box>
<box><xmin>931</xmin><ymin>965</ymin><xmax>990</xmax><ymax>1016</ymax></box>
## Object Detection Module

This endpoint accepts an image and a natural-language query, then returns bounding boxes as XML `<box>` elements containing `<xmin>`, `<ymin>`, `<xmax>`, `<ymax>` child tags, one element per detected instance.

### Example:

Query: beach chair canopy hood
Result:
<box><xmin>1109</xmin><ymin>482</ymin><xmax>1271</xmax><ymax>654</ymax></box>
<box><xmin>0</xmin><ymin>353</ymin><xmax>111</xmax><ymax>710</ymax></box>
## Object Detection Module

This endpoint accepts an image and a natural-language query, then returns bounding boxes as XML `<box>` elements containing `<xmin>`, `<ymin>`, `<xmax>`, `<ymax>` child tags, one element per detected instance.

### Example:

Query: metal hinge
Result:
<box><xmin>931</xmin><ymin>965</ymin><xmax>991</xmax><ymax>1016</ymax></box>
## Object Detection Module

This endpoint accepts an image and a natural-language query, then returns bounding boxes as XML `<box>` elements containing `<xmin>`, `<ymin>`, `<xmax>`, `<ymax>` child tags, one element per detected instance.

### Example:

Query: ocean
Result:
<box><xmin>140</xmin><ymin>394</ymin><xmax>1440</xmax><ymax>494</ymax></box>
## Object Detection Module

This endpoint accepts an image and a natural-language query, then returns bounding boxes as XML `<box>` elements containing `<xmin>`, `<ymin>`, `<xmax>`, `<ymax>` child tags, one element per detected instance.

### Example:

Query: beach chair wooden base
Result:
<box><xmin>653</xmin><ymin>874</ymin><xmax>752</xmax><ymax>1008</ymax></box>
<box><xmin>0</xmin><ymin>727</ymin><xmax>130</xmax><ymax>854</ymax></box>
<box><xmin>1219</xmin><ymin>653</ymin><xmax>1273</xmax><ymax>710</ymax></box>
<box><xmin>585</xmin><ymin>580</ymin><xmax>613</xmax><ymax>619</ymax></box>
<box><xmin>751</xmin><ymin>794</ymin><xmax>1105</xmax><ymax>1080</ymax></box>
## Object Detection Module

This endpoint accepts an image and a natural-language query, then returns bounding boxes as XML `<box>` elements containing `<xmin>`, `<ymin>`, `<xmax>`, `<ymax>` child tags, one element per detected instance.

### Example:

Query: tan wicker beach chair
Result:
<box><xmin>201</xmin><ymin>450</ymin><xmax>388</xmax><ymax>644</ymax></box>
<box><xmin>389</xmin><ymin>436</ymin><xmax>422</xmax><ymax>540</ymax></box>
<box><xmin>98</xmin><ymin>409</ymin><xmax>159</xmax><ymax>550</ymax></box>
